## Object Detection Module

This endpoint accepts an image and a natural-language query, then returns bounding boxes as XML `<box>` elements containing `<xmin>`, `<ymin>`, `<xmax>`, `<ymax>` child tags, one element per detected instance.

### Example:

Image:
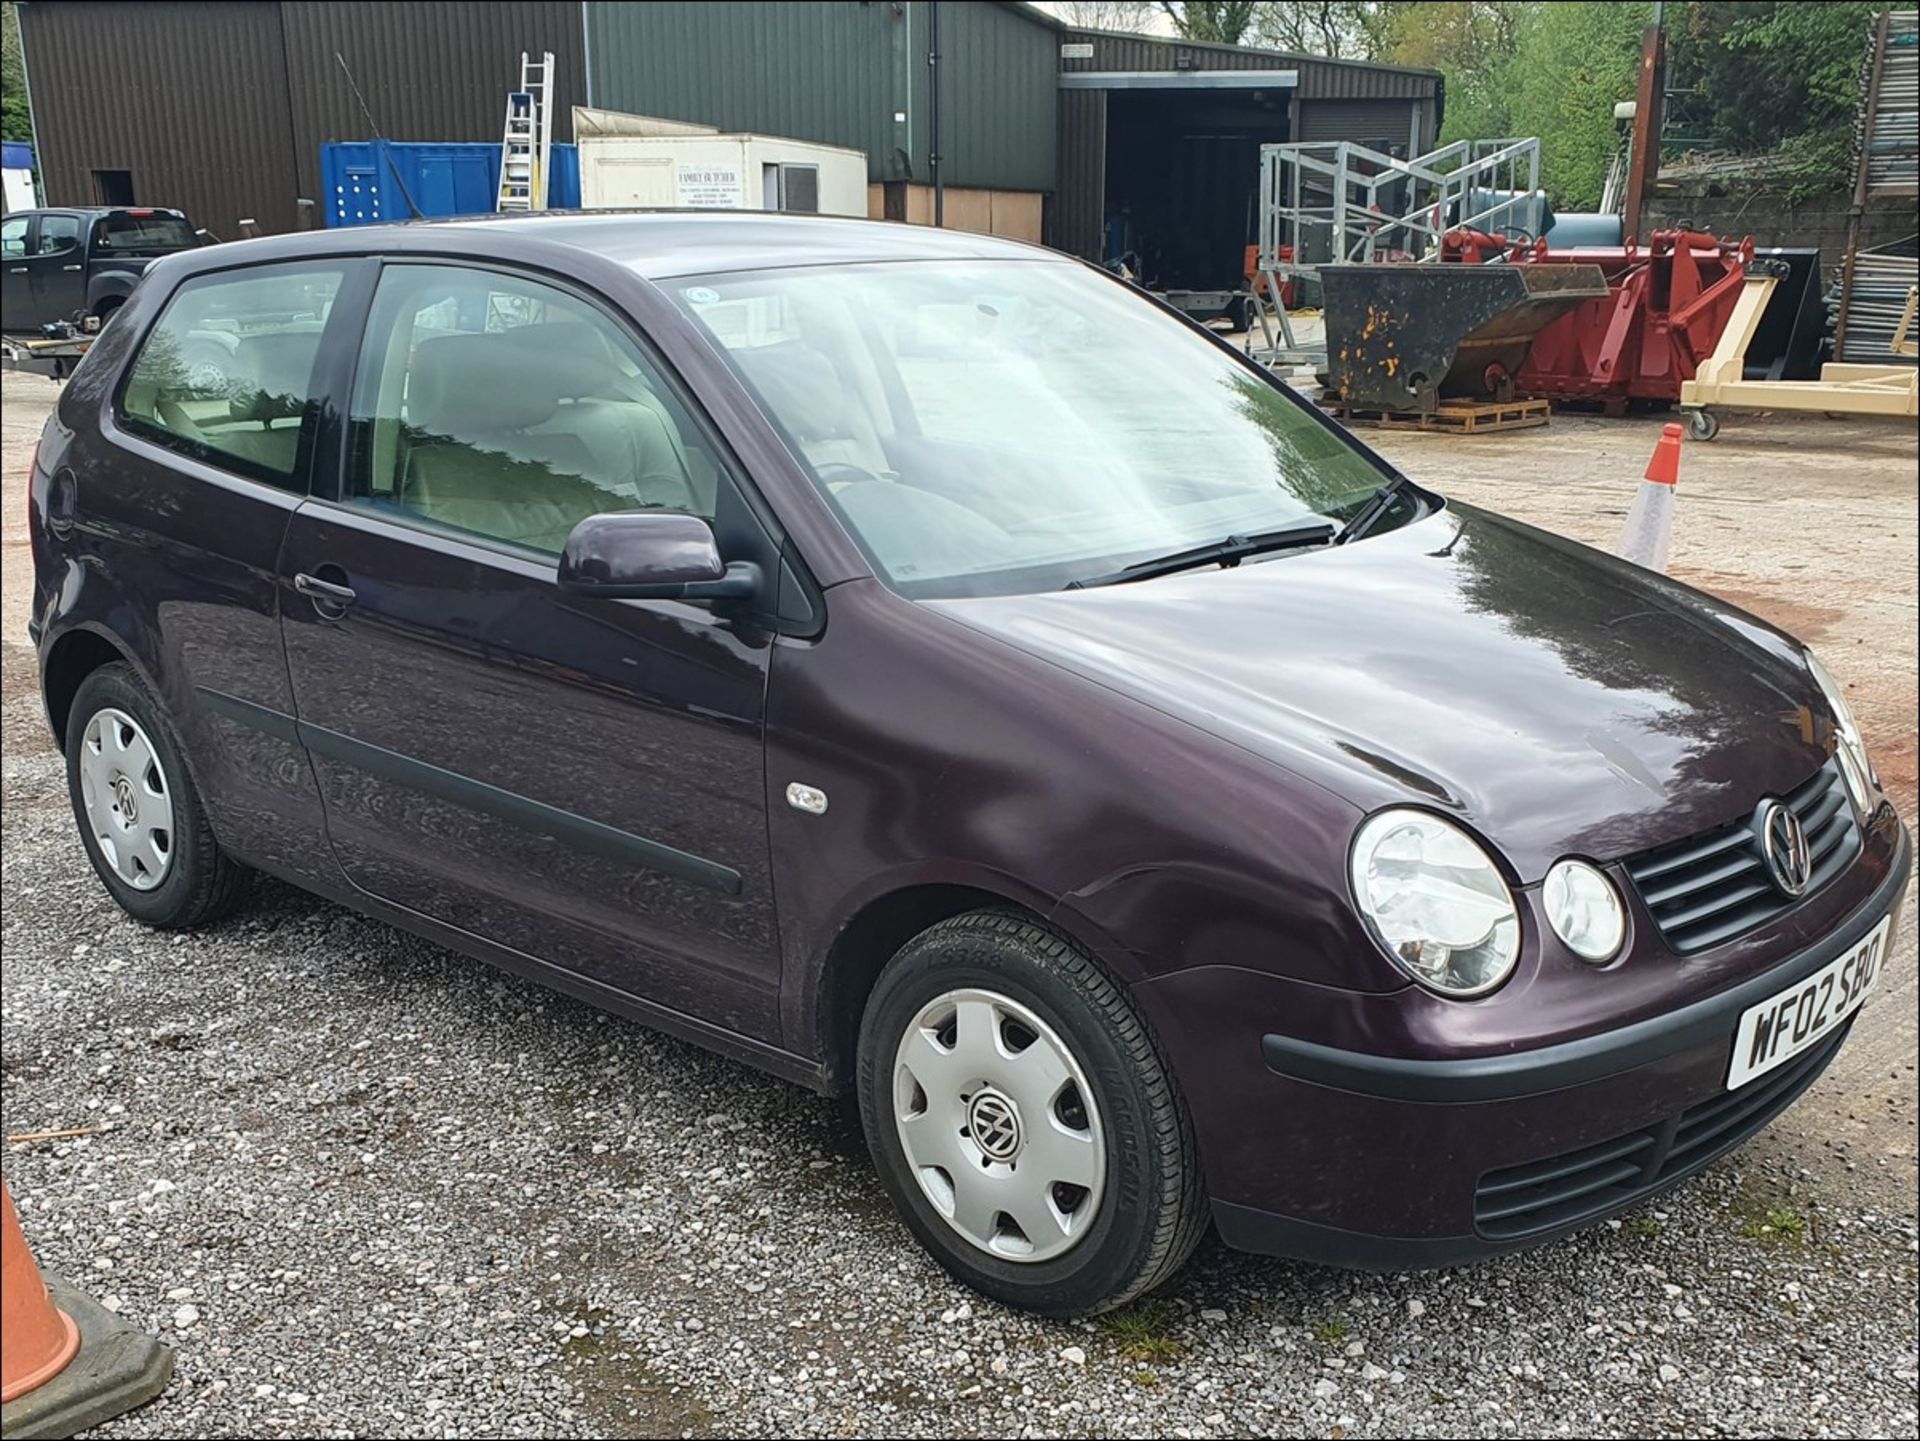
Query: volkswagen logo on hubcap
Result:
<box><xmin>1759</xmin><ymin>800</ymin><xmax>1811</xmax><ymax>898</ymax></box>
<box><xmin>113</xmin><ymin>776</ymin><xmax>139</xmax><ymax>827</ymax></box>
<box><xmin>966</xmin><ymin>1090</ymin><xmax>1023</xmax><ymax>1162</ymax></box>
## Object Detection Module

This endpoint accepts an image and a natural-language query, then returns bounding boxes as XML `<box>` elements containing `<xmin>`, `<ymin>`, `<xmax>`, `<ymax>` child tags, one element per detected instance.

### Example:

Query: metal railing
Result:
<box><xmin>1247</xmin><ymin>136</ymin><xmax>1544</xmax><ymax>369</ymax></box>
<box><xmin>1255</xmin><ymin>136</ymin><xmax>1544</xmax><ymax>277</ymax></box>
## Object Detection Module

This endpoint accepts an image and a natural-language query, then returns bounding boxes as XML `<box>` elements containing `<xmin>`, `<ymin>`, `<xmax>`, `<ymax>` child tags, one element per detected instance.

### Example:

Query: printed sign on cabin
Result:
<box><xmin>676</xmin><ymin>164</ymin><xmax>742</xmax><ymax>208</ymax></box>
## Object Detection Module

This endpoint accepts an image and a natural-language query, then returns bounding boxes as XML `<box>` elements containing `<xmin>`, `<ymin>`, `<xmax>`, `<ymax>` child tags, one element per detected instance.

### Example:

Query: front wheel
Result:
<box><xmin>65</xmin><ymin>663</ymin><xmax>250</xmax><ymax>928</ymax></box>
<box><xmin>856</xmin><ymin>911</ymin><xmax>1207</xmax><ymax>1315</ymax></box>
<box><xmin>1685</xmin><ymin>407</ymin><xmax>1719</xmax><ymax>441</ymax></box>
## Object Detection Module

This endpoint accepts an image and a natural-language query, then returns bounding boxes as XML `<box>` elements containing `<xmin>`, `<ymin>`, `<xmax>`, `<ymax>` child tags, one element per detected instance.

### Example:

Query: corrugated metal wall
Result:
<box><xmin>280</xmin><ymin>1</ymin><xmax>587</xmax><ymax>203</ymax></box>
<box><xmin>1051</xmin><ymin>27</ymin><xmax>1441</xmax><ymax>259</ymax></box>
<box><xmin>587</xmin><ymin>2</ymin><xmax>911</xmax><ymax>182</ymax></box>
<box><xmin>1052</xmin><ymin>88</ymin><xmax>1106</xmax><ymax>263</ymax></box>
<box><xmin>932</xmin><ymin>0</ymin><xmax>1057</xmax><ymax>191</ymax></box>
<box><xmin>1055</xmin><ymin>28</ymin><xmax>1440</xmax><ymax>102</ymax></box>
<box><xmin>19</xmin><ymin>0</ymin><xmax>585</xmax><ymax>235</ymax></box>
<box><xmin>584</xmin><ymin>1</ymin><xmax>1056</xmax><ymax>190</ymax></box>
<box><xmin>18</xmin><ymin>0</ymin><xmax>301</xmax><ymax>233</ymax></box>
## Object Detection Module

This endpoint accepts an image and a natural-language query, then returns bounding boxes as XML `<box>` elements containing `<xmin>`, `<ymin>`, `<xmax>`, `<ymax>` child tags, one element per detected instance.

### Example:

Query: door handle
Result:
<box><xmin>61</xmin><ymin>264</ymin><xmax>82</xmax><ymax>272</ymax></box>
<box><xmin>294</xmin><ymin>571</ymin><xmax>357</xmax><ymax>613</ymax></box>
<box><xmin>6</xmin><ymin>266</ymin><xmax>25</xmax><ymax>273</ymax></box>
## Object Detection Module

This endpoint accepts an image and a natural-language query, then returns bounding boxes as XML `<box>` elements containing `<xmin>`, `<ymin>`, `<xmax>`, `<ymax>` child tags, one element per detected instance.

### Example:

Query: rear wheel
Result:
<box><xmin>857</xmin><ymin>910</ymin><xmax>1206</xmax><ymax>1315</ymax></box>
<box><xmin>64</xmin><ymin>664</ymin><xmax>250</xmax><ymax>928</ymax></box>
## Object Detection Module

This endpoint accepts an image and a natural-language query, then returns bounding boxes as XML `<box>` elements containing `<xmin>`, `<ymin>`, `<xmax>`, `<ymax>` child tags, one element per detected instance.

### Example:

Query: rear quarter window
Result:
<box><xmin>115</xmin><ymin>265</ymin><xmax>344</xmax><ymax>491</ymax></box>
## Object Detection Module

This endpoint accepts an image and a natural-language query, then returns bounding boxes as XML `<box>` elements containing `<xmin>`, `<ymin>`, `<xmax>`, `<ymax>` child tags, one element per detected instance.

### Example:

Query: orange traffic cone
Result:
<box><xmin>1</xmin><ymin>1176</ymin><xmax>173</xmax><ymax>1438</ymax></box>
<box><xmin>0</xmin><ymin>1181</ymin><xmax>80</xmax><ymax>1405</ymax></box>
<box><xmin>1617</xmin><ymin>422</ymin><xmax>1682</xmax><ymax>572</ymax></box>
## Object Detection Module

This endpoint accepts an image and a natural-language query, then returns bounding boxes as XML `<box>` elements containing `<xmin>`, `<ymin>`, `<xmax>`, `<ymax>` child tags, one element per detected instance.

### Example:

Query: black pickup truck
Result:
<box><xmin>1</xmin><ymin>207</ymin><xmax>200</xmax><ymax>334</ymax></box>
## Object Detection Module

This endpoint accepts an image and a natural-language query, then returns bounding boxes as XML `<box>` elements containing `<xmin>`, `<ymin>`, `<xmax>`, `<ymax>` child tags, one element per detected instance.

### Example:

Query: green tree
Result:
<box><xmin>3</xmin><ymin>0</ymin><xmax>32</xmax><ymax>143</ymax></box>
<box><xmin>1668</xmin><ymin>1</ymin><xmax>1876</xmax><ymax>190</ymax></box>
<box><xmin>1249</xmin><ymin>2</ymin><xmax>1394</xmax><ymax>59</ymax></box>
<box><xmin>1155</xmin><ymin>0</ymin><xmax>1260</xmax><ymax>46</ymax></box>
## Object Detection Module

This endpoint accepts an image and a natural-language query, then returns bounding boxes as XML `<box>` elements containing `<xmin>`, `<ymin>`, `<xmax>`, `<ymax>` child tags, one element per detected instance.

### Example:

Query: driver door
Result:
<box><xmin>2</xmin><ymin>214</ymin><xmax>36</xmax><ymax>329</ymax></box>
<box><xmin>279</xmin><ymin>260</ymin><xmax>786</xmax><ymax>1039</ymax></box>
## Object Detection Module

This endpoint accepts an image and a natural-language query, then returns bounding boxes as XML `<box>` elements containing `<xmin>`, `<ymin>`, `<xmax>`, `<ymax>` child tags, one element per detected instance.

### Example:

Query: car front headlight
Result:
<box><xmin>1543</xmin><ymin>859</ymin><xmax>1626</xmax><ymax>964</ymax></box>
<box><xmin>1350</xmin><ymin>810</ymin><xmax>1520</xmax><ymax>998</ymax></box>
<box><xmin>1806</xmin><ymin>650</ymin><xmax>1878</xmax><ymax>812</ymax></box>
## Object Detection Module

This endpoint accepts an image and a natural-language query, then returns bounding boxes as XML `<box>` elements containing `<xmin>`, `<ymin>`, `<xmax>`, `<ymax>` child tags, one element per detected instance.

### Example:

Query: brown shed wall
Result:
<box><xmin>19</xmin><ymin>0</ymin><xmax>587</xmax><ymax>235</ymax></box>
<box><xmin>19</xmin><ymin>0</ymin><xmax>301</xmax><ymax>234</ymax></box>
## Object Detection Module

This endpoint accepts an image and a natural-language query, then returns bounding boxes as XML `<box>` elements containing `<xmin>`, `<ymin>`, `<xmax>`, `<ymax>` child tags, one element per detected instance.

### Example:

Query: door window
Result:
<box><xmin>116</xmin><ymin>265</ymin><xmax>345</xmax><ymax>489</ymax></box>
<box><xmin>1</xmin><ymin>217</ymin><xmax>26</xmax><ymax>257</ymax></box>
<box><xmin>343</xmin><ymin>264</ymin><xmax>722</xmax><ymax>556</ymax></box>
<box><xmin>37</xmin><ymin>215</ymin><xmax>82</xmax><ymax>255</ymax></box>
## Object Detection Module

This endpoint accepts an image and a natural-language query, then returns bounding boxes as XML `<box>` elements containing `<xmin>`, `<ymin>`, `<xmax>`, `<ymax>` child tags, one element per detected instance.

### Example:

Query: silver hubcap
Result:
<box><xmin>892</xmin><ymin>988</ymin><xmax>1106</xmax><ymax>1263</ymax></box>
<box><xmin>78</xmin><ymin>707</ymin><xmax>174</xmax><ymax>891</ymax></box>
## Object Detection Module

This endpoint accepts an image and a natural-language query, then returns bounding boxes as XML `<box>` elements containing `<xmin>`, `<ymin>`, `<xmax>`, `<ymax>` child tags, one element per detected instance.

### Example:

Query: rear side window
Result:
<box><xmin>117</xmin><ymin>265</ymin><xmax>344</xmax><ymax>490</ymax></box>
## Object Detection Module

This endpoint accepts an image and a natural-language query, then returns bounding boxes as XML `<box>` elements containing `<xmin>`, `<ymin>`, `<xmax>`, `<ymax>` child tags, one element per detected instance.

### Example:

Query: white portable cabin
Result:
<box><xmin>3</xmin><ymin>142</ymin><xmax>37</xmax><ymax>214</ymax></box>
<box><xmin>573</xmin><ymin>107</ymin><xmax>867</xmax><ymax>217</ymax></box>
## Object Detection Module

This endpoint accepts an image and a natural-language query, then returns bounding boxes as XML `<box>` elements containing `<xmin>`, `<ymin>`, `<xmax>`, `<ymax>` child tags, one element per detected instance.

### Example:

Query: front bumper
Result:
<box><xmin>1152</xmin><ymin>814</ymin><xmax>1911</xmax><ymax>1269</ymax></box>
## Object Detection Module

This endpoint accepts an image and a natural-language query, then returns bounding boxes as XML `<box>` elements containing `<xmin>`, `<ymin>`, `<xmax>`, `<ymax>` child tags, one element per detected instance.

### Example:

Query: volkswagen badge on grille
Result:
<box><xmin>1759</xmin><ymin>800</ymin><xmax>1812</xmax><ymax>898</ymax></box>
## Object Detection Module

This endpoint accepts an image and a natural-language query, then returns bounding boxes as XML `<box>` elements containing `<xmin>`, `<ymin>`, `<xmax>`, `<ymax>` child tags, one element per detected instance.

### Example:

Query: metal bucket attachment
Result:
<box><xmin>1321</xmin><ymin>264</ymin><xmax>1610</xmax><ymax>412</ymax></box>
<box><xmin>1745</xmin><ymin>249</ymin><xmax>1824</xmax><ymax>381</ymax></box>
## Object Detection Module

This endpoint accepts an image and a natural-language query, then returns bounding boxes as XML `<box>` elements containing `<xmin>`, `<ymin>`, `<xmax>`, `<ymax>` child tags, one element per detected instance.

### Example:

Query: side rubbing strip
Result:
<box><xmin>200</xmin><ymin>687</ymin><xmax>302</xmax><ymax>744</ymax></box>
<box><xmin>197</xmin><ymin>688</ymin><xmax>744</xmax><ymax>895</ymax></box>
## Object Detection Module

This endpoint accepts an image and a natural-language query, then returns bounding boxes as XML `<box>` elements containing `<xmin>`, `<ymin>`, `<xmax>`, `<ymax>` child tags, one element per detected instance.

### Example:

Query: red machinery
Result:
<box><xmin>1442</xmin><ymin>229</ymin><xmax>1755</xmax><ymax>413</ymax></box>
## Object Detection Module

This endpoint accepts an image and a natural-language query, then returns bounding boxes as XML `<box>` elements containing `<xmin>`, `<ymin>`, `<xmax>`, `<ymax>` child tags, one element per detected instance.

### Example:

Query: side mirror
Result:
<box><xmin>557</xmin><ymin>512</ymin><xmax>761</xmax><ymax>601</ymax></box>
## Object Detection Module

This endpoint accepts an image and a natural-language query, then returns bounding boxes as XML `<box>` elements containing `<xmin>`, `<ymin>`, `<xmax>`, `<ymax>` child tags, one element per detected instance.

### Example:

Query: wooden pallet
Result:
<box><xmin>1321</xmin><ymin>396</ymin><xmax>1551</xmax><ymax>434</ymax></box>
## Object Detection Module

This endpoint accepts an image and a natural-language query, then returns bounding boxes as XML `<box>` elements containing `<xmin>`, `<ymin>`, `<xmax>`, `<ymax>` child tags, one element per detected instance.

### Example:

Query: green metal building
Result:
<box><xmin>19</xmin><ymin>0</ymin><xmax>1443</xmax><ymax>285</ymax></box>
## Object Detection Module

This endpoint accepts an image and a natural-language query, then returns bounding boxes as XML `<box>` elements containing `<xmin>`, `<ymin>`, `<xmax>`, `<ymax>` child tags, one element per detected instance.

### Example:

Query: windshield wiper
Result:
<box><xmin>1335</xmin><ymin>475</ymin><xmax>1409</xmax><ymax>545</ymax></box>
<box><xmin>1066</xmin><ymin>520</ymin><xmax>1336</xmax><ymax>589</ymax></box>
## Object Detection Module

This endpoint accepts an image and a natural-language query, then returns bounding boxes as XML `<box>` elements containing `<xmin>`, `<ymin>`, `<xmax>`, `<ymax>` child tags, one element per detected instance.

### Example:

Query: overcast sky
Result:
<box><xmin>1028</xmin><ymin>3</ymin><xmax>1178</xmax><ymax>38</ymax></box>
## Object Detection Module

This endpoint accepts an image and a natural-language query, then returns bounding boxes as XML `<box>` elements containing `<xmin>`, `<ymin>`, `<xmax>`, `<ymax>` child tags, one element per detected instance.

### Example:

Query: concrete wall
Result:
<box><xmin>1645</xmin><ymin>187</ymin><xmax>1918</xmax><ymax>267</ymax></box>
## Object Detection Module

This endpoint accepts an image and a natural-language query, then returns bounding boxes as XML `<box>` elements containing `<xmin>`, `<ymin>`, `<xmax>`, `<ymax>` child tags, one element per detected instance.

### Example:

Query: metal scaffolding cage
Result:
<box><xmin>1249</xmin><ymin>137</ymin><xmax>1545</xmax><ymax>367</ymax></box>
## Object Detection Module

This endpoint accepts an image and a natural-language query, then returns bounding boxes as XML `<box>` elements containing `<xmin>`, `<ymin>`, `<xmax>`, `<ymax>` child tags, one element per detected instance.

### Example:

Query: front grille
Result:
<box><xmin>1623</xmin><ymin>759</ymin><xmax>1859</xmax><ymax>954</ymax></box>
<box><xmin>1473</xmin><ymin>1023</ymin><xmax>1847</xmax><ymax>1240</ymax></box>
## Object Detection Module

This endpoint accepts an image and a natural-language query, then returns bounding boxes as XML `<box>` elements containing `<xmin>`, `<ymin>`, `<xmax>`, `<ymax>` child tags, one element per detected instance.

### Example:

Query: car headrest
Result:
<box><xmin>513</xmin><ymin>320</ymin><xmax>652</xmax><ymax>402</ymax></box>
<box><xmin>733</xmin><ymin>342</ymin><xmax>846</xmax><ymax>443</ymax></box>
<box><xmin>408</xmin><ymin>333</ymin><xmax>562</xmax><ymax>436</ymax></box>
<box><xmin>227</xmin><ymin>332</ymin><xmax>322</xmax><ymax>423</ymax></box>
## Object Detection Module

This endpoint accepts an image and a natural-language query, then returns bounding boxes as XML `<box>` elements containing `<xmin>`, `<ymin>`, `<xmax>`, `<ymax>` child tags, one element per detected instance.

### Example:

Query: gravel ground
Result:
<box><xmin>4</xmin><ymin>371</ymin><xmax>1918</xmax><ymax>1438</ymax></box>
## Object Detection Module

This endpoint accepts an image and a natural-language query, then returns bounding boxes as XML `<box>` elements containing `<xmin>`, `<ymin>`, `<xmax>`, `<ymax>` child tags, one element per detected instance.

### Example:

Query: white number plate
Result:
<box><xmin>1726</xmin><ymin>914</ymin><xmax>1891</xmax><ymax>1090</ymax></box>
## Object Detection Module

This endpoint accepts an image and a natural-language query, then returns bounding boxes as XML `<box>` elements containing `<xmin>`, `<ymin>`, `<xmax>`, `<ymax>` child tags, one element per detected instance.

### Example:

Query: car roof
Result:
<box><xmin>10</xmin><ymin>206</ymin><xmax>188</xmax><ymax>219</ymax></box>
<box><xmin>157</xmin><ymin>210</ymin><xmax>1068</xmax><ymax>280</ymax></box>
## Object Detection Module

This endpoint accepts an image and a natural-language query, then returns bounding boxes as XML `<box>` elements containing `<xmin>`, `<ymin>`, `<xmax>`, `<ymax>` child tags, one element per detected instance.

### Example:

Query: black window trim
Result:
<box><xmin>323</xmin><ymin>255</ymin><xmax>820</xmax><ymax>630</ymax></box>
<box><xmin>108</xmin><ymin>257</ymin><xmax>368</xmax><ymax>497</ymax></box>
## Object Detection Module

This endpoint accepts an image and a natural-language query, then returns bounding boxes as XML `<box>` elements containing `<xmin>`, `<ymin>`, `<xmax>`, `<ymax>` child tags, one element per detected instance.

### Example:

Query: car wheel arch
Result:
<box><xmin>808</xmin><ymin>875</ymin><xmax>1148</xmax><ymax>1094</ymax></box>
<box><xmin>41</xmin><ymin>624</ymin><xmax>135</xmax><ymax>739</ymax></box>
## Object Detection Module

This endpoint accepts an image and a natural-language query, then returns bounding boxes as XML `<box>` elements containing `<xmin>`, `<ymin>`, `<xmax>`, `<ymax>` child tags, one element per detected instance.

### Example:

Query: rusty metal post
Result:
<box><xmin>1622</xmin><ymin>5</ymin><xmax>1667</xmax><ymax>247</ymax></box>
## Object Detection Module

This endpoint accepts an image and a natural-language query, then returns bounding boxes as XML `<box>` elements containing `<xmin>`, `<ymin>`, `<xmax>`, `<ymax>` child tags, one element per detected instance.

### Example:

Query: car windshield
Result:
<box><xmin>94</xmin><ymin>213</ymin><xmax>196</xmax><ymax>251</ymax></box>
<box><xmin>666</xmin><ymin>258</ymin><xmax>1405</xmax><ymax>598</ymax></box>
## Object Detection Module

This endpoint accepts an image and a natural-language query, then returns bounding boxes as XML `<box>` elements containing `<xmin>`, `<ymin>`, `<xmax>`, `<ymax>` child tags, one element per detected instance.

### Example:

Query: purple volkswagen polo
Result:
<box><xmin>27</xmin><ymin>214</ymin><xmax>1909</xmax><ymax>1315</ymax></box>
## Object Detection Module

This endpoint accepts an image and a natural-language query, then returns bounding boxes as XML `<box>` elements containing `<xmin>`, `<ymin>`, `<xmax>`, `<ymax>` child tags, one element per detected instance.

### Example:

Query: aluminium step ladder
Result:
<box><xmin>495</xmin><ymin>50</ymin><xmax>556</xmax><ymax>213</ymax></box>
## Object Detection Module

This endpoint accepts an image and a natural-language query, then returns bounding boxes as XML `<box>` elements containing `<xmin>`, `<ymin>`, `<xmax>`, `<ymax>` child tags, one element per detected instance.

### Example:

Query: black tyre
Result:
<box><xmin>856</xmin><ymin>910</ymin><xmax>1206</xmax><ymax>1315</ymax></box>
<box><xmin>64</xmin><ymin>663</ymin><xmax>250</xmax><ymax>928</ymax></box>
